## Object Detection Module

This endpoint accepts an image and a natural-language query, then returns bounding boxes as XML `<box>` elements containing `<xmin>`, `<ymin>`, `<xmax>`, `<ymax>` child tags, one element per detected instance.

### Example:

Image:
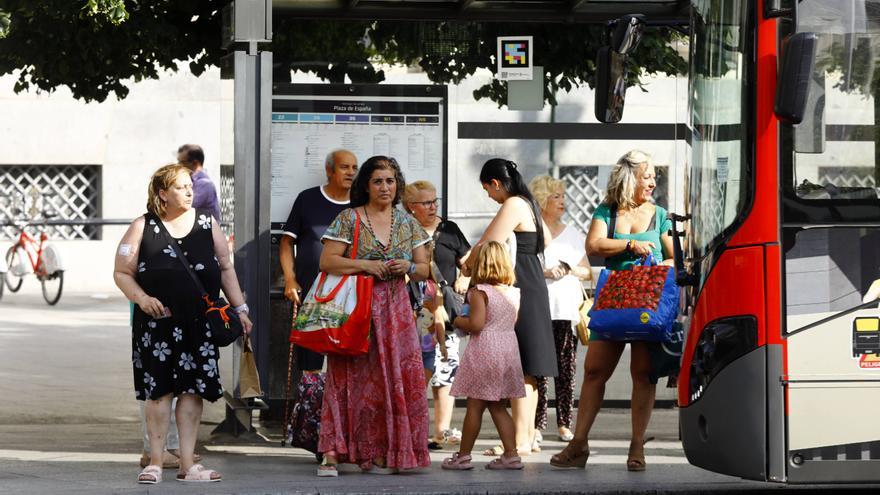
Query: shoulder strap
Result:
<box><xmin>647</xmin><ymin>208</ymin><xmax>657</xmax><ymax>231</ymax></box>
<box><xmin>150</xmin><ymin>212</ymin><xmax>209</xmax><ymax>299</ymax></box>
<box><xmin>350</xmin><ymin>209</ymin><xmax>361</xmax><ymax>260</ymax></box>
<box><xmin>428</xmin><ymin>221</ymin><xmax>447</xmax><ymax>286</ymax></box>
<box><xmin>607</xmin><ymin>204</ymin><xmax>618</xmax><ymax>240</ymax></box>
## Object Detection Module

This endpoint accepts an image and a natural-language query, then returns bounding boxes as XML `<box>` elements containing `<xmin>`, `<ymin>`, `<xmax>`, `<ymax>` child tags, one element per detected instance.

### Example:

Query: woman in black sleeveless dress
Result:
<box><xmin>114</xmin><ymin>164</ymin><xmax>252</xmax><ymax>484</ymax></box>
<box><xmin>466</xmin><ymin>158</ymin><xmax>557</xmax><ymax>455</ymax></box>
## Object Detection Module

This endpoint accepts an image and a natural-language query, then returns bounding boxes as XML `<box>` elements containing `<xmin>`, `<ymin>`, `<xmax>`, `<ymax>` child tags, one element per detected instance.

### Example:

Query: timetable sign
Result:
<box><xmin>497</xmin><ymin>36</ymin><xmax>534</xmax><ymax>81</ymax></box>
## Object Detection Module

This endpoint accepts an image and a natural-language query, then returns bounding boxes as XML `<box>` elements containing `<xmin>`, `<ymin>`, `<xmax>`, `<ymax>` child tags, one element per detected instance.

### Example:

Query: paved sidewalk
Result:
<box><xmin>0</xmin><ymin>288</ymin><xmax>878</xmax><ymax>494</ymax></box>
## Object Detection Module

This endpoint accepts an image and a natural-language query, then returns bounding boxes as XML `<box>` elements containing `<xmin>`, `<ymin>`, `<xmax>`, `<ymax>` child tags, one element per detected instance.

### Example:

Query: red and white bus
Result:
<box><xmin>662</xmin><ymin>0</ymin><xmax>880</xmax><ymax>483</ymax></box>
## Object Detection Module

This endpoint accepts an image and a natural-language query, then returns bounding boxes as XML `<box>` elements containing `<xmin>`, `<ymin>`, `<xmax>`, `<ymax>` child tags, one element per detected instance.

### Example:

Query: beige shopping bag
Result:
<box><xmin>239</xmin><ymin>336</ymin><xmax>263</xmax><ymax>399</ymax></box>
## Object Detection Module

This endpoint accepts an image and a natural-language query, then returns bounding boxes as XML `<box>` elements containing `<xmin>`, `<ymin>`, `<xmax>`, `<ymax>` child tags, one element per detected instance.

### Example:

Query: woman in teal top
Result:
<box><xmin>550</xmin><ymin>150</ymin><xmax>674</xmax><ymax>473</ymax></box>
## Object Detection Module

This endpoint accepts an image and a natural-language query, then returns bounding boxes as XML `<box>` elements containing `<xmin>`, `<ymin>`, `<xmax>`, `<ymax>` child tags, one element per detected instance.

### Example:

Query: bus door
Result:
<box><xmin>677</xmin><ymin>0</ymin><xmax>774</xmax><ymax>481</ymax></box>
<box><xmin>780</xmin><ymin>0</ymin><xmax>880</xmax><ymax>483</ymax></box>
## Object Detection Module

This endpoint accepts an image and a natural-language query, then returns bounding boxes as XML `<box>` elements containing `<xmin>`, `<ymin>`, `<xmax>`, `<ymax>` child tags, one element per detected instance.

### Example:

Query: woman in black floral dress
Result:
<box><xmin>114</xmin><ymin>164</ymin><xmax>252</xmax><ymax>484</ymax></box>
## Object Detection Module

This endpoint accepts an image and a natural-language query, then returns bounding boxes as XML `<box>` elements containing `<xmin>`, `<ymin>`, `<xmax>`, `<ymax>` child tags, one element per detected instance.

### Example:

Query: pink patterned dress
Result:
<box><xmin>450</xmin><ymin>284</ymin><xmax>526</xmax><ymax>401</ymax></box>
<box><xmin>318</xmin><ymin>208</ymin><xmax>432</xmax><ymax>470</ymax></box>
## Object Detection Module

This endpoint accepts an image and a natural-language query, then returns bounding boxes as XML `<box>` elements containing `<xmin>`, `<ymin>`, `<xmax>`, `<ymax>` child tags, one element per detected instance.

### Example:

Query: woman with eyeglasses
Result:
<box><xmin>403</xmin><ymin>180</ymin><xmax>471</xmax><ymax>450</ymax></box>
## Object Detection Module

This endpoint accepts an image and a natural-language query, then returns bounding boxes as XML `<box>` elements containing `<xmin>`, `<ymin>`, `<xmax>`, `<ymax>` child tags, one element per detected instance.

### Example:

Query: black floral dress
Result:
<box><xmin>131</xmin><ymin>209</ymin><xmax>223</xmax><ymax>402</ymax></box>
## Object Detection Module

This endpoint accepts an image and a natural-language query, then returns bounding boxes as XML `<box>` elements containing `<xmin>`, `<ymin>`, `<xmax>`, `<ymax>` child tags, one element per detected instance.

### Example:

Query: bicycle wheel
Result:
<box><xmin>0</xmin><ymin>268</ymin><xmax>4</xmax><ymax>300</ymax></box>
<box><xmin>5</xmin><ymin>246</ymin><xmax>24</xmax><ymax>292</ymax></box>
<box><xmin>41</xmin><ymin>270</ymin><xmax>63</xmax><ymax>305</ymax></box>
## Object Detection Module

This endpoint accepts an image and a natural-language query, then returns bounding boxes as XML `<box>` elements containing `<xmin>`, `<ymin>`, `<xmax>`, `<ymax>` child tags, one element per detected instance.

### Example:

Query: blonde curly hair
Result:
<box><xmin>604</xmin><ymin>150</ymin><xmax>652</xmax><ymax>209</ymax></box>
<box><xmin>529</xmin><ymin>175</ymin><xmax>566</xmax><ymax>210</ymax></box>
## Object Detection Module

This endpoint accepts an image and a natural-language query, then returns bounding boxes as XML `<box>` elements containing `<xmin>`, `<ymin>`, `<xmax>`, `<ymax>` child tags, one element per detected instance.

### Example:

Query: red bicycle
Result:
<box><xmin>4</xmin><ymin>216</ymin><xmax>64</xmax><ymax>305</ymax></box>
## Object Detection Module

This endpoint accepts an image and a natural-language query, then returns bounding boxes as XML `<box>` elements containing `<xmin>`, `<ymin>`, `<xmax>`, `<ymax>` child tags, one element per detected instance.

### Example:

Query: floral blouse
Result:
<box><xmin>323</xmin><ymin>207</ymin><xmax>431</xmax><ymax>261</ymax></box>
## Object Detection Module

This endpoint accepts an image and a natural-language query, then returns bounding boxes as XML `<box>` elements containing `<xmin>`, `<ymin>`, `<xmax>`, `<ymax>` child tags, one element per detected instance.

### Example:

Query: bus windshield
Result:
<box><xmin>688</xmin><ymin>0</ymin><xmax>751</xmax><ymax>260</ymax></box>
<box><xmin>790</xmin><ymin>0</ymin><xmax>880</xmax><ymax>205</ymax></box>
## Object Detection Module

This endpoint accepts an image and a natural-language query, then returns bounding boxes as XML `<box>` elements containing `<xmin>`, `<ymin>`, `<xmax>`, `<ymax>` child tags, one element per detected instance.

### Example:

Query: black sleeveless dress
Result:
<box><xmin>513</xmin><ymin>231</ymin><xmax>558</xmax><ymax>378</ymax></box>
<box><xmin>131</xmin><ymin>209</ymin><xmax>223</xmax><ymax>402</ymax></box>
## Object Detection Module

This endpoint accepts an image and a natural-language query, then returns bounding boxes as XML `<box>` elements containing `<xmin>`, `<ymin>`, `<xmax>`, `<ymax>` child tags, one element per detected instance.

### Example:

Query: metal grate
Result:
<box><xmin>0</xmin><ymin>165</ymin><xmax>101</xmax><ymax>240</ymax></box>
<box><xmin>220</xmin><ymin>165</ymin><xmax>235</xmax><ymax>235</ymax></box>
<box><xmin>559</xmin><ymin>165</ymin><xmax>670</xmax><ymax>236</ymax></box>
<box><xmin>560</xmin><ymin>166</ymin><xmax>602</xmax><ymax>235</ymax></box>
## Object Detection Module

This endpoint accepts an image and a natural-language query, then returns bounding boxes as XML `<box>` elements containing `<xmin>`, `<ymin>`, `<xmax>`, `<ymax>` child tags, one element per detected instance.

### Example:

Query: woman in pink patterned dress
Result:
<box><xmin>442</xmin><ymin>241</ymin><xmax>526</xmax><ymax>471</ymax></box>
<box><xmin>316</xmin><ymin>156</ymin><xmax>432</xmax><ymax>477</ymax></box>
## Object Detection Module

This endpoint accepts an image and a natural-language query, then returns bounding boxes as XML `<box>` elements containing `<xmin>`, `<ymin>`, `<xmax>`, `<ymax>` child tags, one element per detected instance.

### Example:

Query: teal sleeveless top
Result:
<box><xmin>592</xmin><ymin>203</ymin><xmax>672</xmax><ymax>271</ymax></box>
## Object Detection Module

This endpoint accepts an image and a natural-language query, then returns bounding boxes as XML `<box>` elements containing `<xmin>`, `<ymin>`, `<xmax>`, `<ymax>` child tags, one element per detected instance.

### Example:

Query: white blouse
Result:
<box><xmin>544</xmin><ymin>224</ymin><xmax>587</xmax><ymax>323</ymax></box>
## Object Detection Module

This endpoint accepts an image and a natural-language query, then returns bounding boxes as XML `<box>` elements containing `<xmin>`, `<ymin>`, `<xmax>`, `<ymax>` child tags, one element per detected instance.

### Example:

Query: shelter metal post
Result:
<box><xmin>215</xmin><ymin>46</ymin><xmax>272</xmax><ymax>436</ymax></box>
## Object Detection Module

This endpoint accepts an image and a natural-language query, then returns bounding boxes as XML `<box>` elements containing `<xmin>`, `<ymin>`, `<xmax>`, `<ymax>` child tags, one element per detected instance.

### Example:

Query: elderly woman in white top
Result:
<box><xmin>529</xmin><ymin>175</ymin><xmax>592</xmax><ymax>444</ymax></box>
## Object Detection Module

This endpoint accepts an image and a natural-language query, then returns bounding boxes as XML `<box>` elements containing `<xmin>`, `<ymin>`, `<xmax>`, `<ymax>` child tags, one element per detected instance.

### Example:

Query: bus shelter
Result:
<box><xmin>224</xmin><ymin>0</ymin><xmax>688</xmax><ymax>430</ymax></box>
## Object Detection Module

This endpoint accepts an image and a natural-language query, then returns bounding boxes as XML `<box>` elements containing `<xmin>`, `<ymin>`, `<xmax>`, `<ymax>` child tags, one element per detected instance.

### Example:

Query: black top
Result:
<box><xmin>282</xmin><ymin>185</ymin><xmax>350</xmax><ymax>293</ymax></box>
<box><xmin>131</xmin><ymin>209</ymin><xmax>224</xmax><ymax>402</ymax></box>
<box><xmin>432</xmin><ymin>219</ymin><xmax>470</xmax><ymax>284</ymax></box>
<box><xmin>512</xmin><ymin>231</ymin><xmax>558</xmax><ymax>378</ymax></box>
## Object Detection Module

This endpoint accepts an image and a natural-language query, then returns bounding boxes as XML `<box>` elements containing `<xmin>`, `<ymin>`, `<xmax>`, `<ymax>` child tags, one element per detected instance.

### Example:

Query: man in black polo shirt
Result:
<box><xmin>279</xmin><ymin>149</ymin><xmax>358</xmax><ymax>373</ymax></box>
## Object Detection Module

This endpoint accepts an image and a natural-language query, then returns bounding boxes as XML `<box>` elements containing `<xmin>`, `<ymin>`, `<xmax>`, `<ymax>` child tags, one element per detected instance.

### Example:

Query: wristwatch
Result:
<box><xmin>408</xmin><ymin>261</ymin><xmax>418</xmax><ymax>275</ymax></box>
<box><xmin>234</xmin><ymin>303</ymin><xmax>250</xmax><ymax>314</ymax></box>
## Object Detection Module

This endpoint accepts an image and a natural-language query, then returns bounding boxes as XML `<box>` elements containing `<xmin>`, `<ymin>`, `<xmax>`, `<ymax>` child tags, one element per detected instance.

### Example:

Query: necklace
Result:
<box><xmin>362</xmin><ymin>206</ymin><xmax>395</xmax><ymax>258</ymax></box>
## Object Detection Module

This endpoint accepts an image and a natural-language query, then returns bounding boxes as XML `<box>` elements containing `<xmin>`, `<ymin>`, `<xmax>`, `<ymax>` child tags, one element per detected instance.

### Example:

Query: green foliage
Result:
<box><xmin>0</xmin><ymin>4</ymin><xmax>686</xmax><ymax>106</ymax></box>
<box><xmin>0</xmin><ymin>10</ymin><xmax>10</xmax><ymax>39</ymax></box>
<box><xmin>0</xmin><ymin>0</ymin><xmax>230</xmax><ymax>102</ymax></box>
<box><xmin>83</xmin><ymin>0</ymin><xmax>129</xmax><ymax>25</ymax></box>
<box><xmin>270</xmin><ymin>19</ymin><xmax>383</xmax><ymax>83</ymax></box>
<box><xmin>278</xmin><ymin>20</ymin><xmax>686</xmax><ymax>107</ymax></box>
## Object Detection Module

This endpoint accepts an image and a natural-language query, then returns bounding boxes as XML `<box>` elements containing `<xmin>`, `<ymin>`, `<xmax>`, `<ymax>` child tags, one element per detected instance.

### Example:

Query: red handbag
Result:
<box><xmin>290</xmin><ymin>211</ymin><xmax>374</xmax><ymax>356</ymax></box>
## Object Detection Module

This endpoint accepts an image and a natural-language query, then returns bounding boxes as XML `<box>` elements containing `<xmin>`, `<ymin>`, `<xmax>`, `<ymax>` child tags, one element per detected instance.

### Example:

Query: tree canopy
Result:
<box><xmin>0</xmin><ymin>0</ymin><xmax>686</xmax><ymax>105</ymax></box>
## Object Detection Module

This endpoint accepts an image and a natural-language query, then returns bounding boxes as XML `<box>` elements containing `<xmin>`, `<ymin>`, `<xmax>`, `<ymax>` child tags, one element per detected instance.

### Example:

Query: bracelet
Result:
<box><xmin>408</xmin><ymin>261</ymin><xmax>418</xmax><ymax>274</ymax></box>
<box><xmin>625</xmin><ymin>240</ymin><xmax>633</xmax><ymax>253</ymax></box>
<box><xmin>234</xmin><ymin>303</ymin><xmax>249</xmax><ymax>314</ymax></box>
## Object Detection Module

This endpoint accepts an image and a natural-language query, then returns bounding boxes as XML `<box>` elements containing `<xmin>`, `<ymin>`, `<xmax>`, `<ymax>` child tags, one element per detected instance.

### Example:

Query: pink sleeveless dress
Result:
<box><xmin>450</xmin><ymin>284</ymin><xmax>526</xmax><ymax>401</ymax></box>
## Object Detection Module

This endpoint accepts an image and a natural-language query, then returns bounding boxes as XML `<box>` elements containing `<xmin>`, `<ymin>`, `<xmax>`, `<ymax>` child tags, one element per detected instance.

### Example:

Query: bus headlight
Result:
<box><xmin>689</xmin><ymin>316</ymin><xmax>758</xmax><ymax>404</ymax></box>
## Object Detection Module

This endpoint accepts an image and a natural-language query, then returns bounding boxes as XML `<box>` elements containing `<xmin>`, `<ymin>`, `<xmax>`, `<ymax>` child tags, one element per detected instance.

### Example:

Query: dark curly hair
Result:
<box><xmin>350</xmin><ymin>156</ymin><xmax>406</xmax><ymax>207</ymax></box>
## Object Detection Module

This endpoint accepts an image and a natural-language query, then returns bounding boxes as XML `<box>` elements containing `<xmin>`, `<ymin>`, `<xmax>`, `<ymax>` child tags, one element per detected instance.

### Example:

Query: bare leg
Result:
<box><xmin>550</xmin><ymin>340</ymin><xmax>624</xmax><ymax>463</ymax></box>
<box><xmin>511</xmin><ymin>375</ymin><xmax>538</xmax><ymax>451</ymax></box>
<box><xmin>457</xmin><ymin>399</ymin><xmax>487</xmax><ymax>456</ymax></box>
<box><xmin>432</xmin><ymin>385</ymin><xmax>455</xmax><ymax>440</ymax></box>
<box><xmin>629</xmin><ymin>342</ymin><xmax>656</xmax><ymax>459</ymax></box>
<box><xmin>144</xmin><ymin>394</ymin><xmax>172</xmax><ymax>468</ymax></box>
<box><xmin>175</xmin><ymin>393</ymin><xmax>203</xmax><ymax>473</ymax></box>
<box><xmin>487</xmin><ymin>401</ymin><xmax>517</xmax><ymax>455</ymax></box>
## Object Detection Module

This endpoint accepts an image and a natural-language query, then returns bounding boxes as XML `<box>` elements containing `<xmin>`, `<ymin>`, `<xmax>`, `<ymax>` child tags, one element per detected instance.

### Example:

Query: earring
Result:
<box><xmin>495</xmin><ymin>186</ymin><xmax>500</xmax><ymax>191</ymax></box>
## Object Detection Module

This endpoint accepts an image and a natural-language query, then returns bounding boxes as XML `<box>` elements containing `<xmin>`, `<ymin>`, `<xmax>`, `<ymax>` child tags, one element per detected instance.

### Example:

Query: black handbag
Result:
<box><xmin>152</xmin><ymin>213</ymin><xmax>243</xmax><ymax>347</ymax></box>
<box><xmin>430</xmin><ymin>223</ymin><xmax>464</xmax><ymax>321</ymax></box>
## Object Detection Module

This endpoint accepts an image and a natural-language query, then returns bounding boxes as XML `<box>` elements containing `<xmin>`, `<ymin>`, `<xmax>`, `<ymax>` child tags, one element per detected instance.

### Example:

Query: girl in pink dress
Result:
<box><xmin>442</xmin><ymin>241</ymin><xmax>526</xmax><ymax>471</ymax></box>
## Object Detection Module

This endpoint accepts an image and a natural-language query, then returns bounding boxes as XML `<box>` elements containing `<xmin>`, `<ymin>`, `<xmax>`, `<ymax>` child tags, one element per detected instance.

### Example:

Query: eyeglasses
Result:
<box><xmin>411</xmin><ymin>198</ymin><xmax>441</xmax><ymax>207</ymax></box>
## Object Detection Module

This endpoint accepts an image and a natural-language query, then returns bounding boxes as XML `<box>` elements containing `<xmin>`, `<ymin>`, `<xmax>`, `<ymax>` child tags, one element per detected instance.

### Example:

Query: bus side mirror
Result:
<box><xmin>595</xmin><ymin>47</ymin><xmax>628</xmax><ymax>123</ymax></box>
<box><xmin>611</xmin><ymin>14</ymin><xmax>646</xmax><ymax>55</ymax></box>
<box><xmin>775</xmin><ymin>32</ymin><xmax>818</xmax><ymax>124</ymax></box>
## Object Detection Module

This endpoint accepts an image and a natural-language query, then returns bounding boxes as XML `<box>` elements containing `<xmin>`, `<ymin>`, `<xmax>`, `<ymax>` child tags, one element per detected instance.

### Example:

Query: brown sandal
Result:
<box><xmin>549</xmin><ymin>441</ymin><xmax>589</xmax><ymax>470</ymax></box>
<box><xmin>626</xmin><ymin>442</ymin><xmax>647</xmax><ymax>472</ymax></box>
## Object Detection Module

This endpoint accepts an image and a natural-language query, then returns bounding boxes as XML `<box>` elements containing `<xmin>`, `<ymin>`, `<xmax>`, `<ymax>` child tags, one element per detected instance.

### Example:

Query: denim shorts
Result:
<box><xmin>422</xmin><ymin>349</ymin><xmax>437</xmax><ymax>372</ymax></box>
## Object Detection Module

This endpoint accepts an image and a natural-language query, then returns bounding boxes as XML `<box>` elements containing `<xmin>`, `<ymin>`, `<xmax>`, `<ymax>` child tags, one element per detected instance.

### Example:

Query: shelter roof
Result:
<box><xmin>273</xmin><ymin>0</ymin><xmax>690</xmax><ymax>23</ymax></box>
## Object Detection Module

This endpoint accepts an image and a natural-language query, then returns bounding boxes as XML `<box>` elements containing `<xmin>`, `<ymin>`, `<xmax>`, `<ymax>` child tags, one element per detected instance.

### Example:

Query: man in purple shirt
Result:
<box><xmin>177</xmin><ymin>144</ymin><xmax>221</xmax><ymax>222</ymax></box>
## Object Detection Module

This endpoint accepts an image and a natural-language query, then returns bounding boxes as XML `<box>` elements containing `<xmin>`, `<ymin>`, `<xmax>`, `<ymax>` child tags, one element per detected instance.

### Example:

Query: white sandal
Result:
<box><xmin>137</xmin><ymin>465</ymin><xmax>162</xmax><ymax>484</ymax></box>
<box><xmin>175</xmin><ymin>463</ymin><xmax>221</xmax><ymax>482</ymax></box>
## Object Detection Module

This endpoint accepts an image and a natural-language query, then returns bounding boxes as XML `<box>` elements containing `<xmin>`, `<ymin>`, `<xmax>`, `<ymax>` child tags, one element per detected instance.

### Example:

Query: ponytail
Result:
<box><xmin>479</xmin><ymin>158</ymin><xmax>545</xmax><ymax>252</ymax></box>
